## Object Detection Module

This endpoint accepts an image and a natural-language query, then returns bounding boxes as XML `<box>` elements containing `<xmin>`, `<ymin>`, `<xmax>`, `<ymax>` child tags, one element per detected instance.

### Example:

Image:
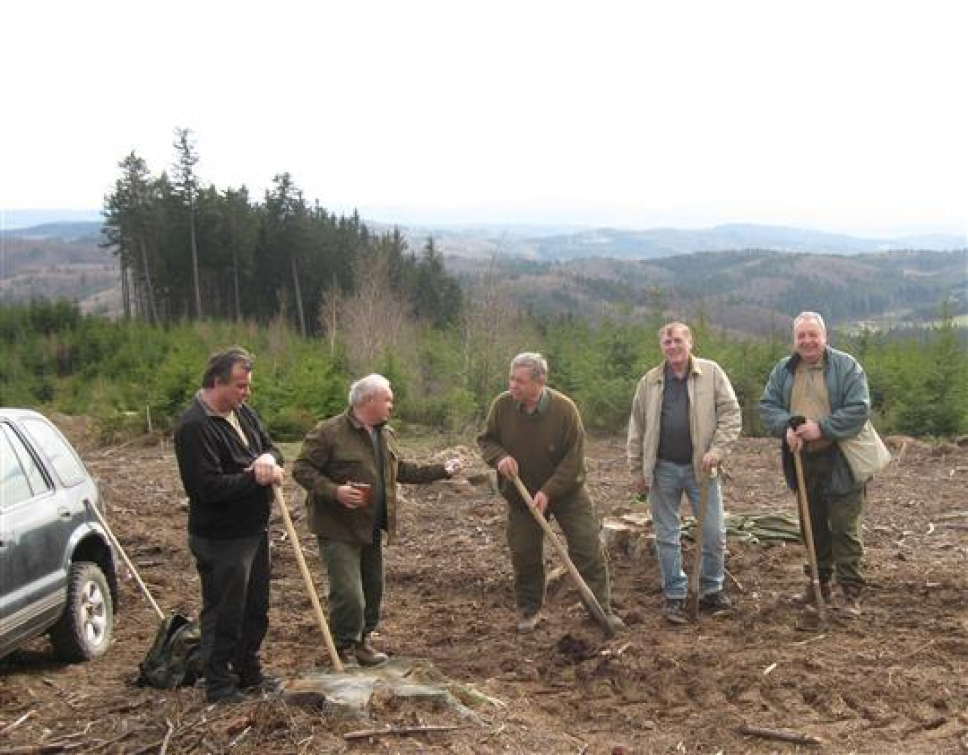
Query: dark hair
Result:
<box><xmin>202</xmin><ymin>347</ymin><xmax>254</xmax><ymax>388</ymax></box>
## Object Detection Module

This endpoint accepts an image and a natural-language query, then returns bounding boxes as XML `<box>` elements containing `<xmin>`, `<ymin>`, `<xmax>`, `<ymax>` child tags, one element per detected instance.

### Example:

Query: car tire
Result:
<box><xmin>49</xmin><ymin>562</ymin><xmax>114</xmax><ymax>662</ymax></box>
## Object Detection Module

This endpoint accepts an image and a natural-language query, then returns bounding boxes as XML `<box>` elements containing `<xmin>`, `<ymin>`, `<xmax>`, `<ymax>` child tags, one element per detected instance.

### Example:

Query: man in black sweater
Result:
<box><xmin>174</xmin><ymin>347</ymin><xmax>284</xmax><ymax>703</ymax></box>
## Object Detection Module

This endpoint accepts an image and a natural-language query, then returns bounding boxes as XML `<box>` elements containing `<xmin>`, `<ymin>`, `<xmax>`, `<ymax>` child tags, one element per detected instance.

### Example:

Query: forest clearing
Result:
<box><xmin>1</xmin><ymin>428</ymin><xmax>965</xmax><ymax>754</ymax></box>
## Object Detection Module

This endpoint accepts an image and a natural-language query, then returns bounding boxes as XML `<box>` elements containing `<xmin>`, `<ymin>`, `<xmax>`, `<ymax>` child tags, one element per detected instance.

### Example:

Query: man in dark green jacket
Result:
<box><xmin>293</xmin><ymin>374</ymin><xmax>460</xmax><ymax>665</ymax></box>
<box><xmin>478</xmin><ymin>352</ymin><xmax>623</xmax><ymax>634</ymax></box>
<box><xmin>759</xmin><ymin>312</ymin><xmax>871</xmax><ymax>617</ymax></box>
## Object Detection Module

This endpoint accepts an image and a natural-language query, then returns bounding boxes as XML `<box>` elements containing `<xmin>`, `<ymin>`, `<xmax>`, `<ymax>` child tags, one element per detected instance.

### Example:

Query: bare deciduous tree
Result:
<box><xmin>340</xmin><ymin>253</ymin><xmax>417</xmax><ymax>375</ymax></box>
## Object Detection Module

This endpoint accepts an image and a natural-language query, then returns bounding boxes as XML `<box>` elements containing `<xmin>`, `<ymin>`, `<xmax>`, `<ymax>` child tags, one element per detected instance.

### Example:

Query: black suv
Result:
<box><xmin>0</xmin><ymin>408</ymin><xmax>118</xmax><ymax>661</ymax></box>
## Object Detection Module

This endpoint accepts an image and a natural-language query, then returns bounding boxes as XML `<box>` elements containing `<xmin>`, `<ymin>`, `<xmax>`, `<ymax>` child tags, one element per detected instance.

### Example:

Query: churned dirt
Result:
<box><xmin>1</xmin><ymin>428</ymin><xmax>966</xmax><ymax>754</ymax></box>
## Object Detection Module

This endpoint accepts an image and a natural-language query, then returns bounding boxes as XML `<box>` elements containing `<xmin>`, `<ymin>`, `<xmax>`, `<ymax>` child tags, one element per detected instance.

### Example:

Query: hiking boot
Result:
<box><xmin>516</xmin><ymin>611</ymin><xmax>542</xmax><ymax>633</ymax></box>
<box><xmin>790</xmin><ymin>580</ymin><xmax>831</xmax><ymax>606</ymax></box>
<box><xmin>334</xmin><ymin>646</ymin><xmax>359</xmax><ymax>668</ymax></box>
<box><xmin>699</xmin><ymin>591</ymin><xmax>734</xmax><ymax>614</ymax></box>
<box><xmin>838</xmin><ymin>585</ymin><xmax>863</xmax><ymax>618</ymax></box>
<box><xmin>353</xmin><ymin>638</ymin><xmax>389</xmax><ymax>666</ymax></box>
<box><xmin>663</xmin><ymin>598</ymin><xmax>689</xmax><ymax>625</ymax></box>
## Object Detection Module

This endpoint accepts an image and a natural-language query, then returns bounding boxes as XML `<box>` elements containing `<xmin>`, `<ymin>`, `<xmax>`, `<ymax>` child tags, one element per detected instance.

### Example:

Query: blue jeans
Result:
<box><xmin>649</xmin><ymin>460</ymin><xmax>725</xmax><ymax>599</ymax></box>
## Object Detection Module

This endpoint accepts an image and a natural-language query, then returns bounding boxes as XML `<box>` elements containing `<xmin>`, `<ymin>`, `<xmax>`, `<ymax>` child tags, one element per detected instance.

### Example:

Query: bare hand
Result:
<box><xmin>701</xmin><ymin>451</ymin><xmax>720</xmax><ymax>473</ymax></box>
<box><xmin>795</xmin><ymin>419</ymin><xmax>822</xmax><ymax>442</ymax></box>
<box><xmin>785</xmin><ymin>427</ymin><xmax>803</xmax><ymax>454</ymax></box>
<box><xmin>444</xmin><ymin>458</ymin><xmax>462</xmax><ymax>477</ymax></box>
<box><xmin>336</xmin><ymin>484</ymin><xmax>365</xmax><ymax>508</ymax></box>
<box><xmin>533</xmin><ymin>490</ymin><xmax>549</xmax><ymax>515</ymax></box>
<box><xmin>248</xmin><ymin>453</ymin><xmax>284</xmax><ymax>486</ymax></box>
<box><xmin>497</xmin><ymin>456</ymin><xmax>519</xmax><ymax>480</ymax></box>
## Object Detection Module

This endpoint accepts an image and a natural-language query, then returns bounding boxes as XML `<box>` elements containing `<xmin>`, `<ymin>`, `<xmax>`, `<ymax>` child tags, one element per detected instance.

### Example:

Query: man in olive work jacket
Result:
<box><xmin>174</xmin><ymin>347</ymin><xmax>285</xmax><ymax>704</ymax></box>
<box><xmin>293</xmin><ymin>374</ymin><xmax>460</xmax><ymax>667</ymax></box>
<box><xmin>478</xmin><ymin>352</ymin><xmax>624</xmax><ymax>634</ymax></box>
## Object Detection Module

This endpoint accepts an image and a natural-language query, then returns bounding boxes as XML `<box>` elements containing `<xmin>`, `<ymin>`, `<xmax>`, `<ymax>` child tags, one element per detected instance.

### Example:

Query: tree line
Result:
<box><xmin>102</xmin><ymin>128</ymin><xmax>461</xmax><ymax>336</ymax></box>
<box><xmin>1</xmin><ymin>300</ymin><xmax>965</xmax><ymax>442</ymax></box>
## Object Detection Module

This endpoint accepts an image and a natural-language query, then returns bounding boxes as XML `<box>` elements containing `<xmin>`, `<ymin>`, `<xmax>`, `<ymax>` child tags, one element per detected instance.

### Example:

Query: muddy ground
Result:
<box><xmin>1</xmin><ymin>429</ymin><xmax>966</xmax><ymax>754</ymax></box>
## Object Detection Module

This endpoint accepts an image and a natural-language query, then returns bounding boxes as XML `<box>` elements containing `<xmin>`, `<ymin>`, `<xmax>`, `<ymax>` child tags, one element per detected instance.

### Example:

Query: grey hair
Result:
<box><xmin>510</xmin><ymin>352</ymin><xmax>548</xmax><ymax>380</ymax></box>
<box><xmin>658</xmin><ymin>321</ymin><xmax>692</xmax><ymax>341</ymax></box>
<box><xmin>793</xmin><ymin>311</ymin><xmax>827</xmax><ymax>335</ymax></box>
<box><xmin>349</xmin><ymin>373</ymin><xmax>391</xmax><ymax>406</ymax></box>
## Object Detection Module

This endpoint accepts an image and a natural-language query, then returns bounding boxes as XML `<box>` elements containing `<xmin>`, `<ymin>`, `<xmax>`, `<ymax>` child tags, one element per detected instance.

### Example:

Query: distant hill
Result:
<box><xmin>450</xmin><ymin>248</ymin><xmax>968</xmax><ymax>337</ymax></box>
<box><xmin>419</xmin><ymin>223</ymin><xmax>966</xmax><ymax>260</ymax></box>
<box><xmin>4</xmin><ymin>221</ymin><xmax>103</xmax><ymax>242</ymax></box>
<box><xmin>3</xmin><ymin>218</ymin><xmax>964</xmax><ymax>334</ymax></box>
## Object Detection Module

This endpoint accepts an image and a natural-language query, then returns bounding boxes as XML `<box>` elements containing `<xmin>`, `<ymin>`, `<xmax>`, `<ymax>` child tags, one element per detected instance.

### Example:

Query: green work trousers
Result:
<box><xmin>318</xmin><ymin>536</ymin><xmax>384</xmax><ymax>648</ymax></box>
<box><xmin>797</xmin><ymin>451</ymin><xmax>866</xmax><ymax>587</ymax></box>
<box><xmin>506</xmin><ymin>488</ymin><xmax>611</xmax><ymax>616</ymax></box>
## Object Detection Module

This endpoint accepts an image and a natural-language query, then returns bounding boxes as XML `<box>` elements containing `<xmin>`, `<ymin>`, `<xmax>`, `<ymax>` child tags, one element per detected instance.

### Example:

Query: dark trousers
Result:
<box><xmin>506</xmin><ymin>489</ymin><xmax>611</xmax><ymax>616</ymax></box>
<box><xmin>189</xmin><ymin>531</ymin><xmax>270</xmax><ymax>692</ymax></box>
<box><xmin>318</xmin><ymin>536</ymin><xmax>384</xmax><ymax>648</ymax></box>
<box><xmin>797</xmin><ymin>452</ymin><xmax>865</xmax><ymax>587</ymax></box>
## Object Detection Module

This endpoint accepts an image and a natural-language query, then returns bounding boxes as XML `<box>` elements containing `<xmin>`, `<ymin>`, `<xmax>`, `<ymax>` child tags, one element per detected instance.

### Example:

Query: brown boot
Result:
<box><xmin>353</xmin><ymin>638</ymin><xmax>388</xmax><ymax>666</ymax></box>
<box><xmin>790</xmin><ymin>580</ymin><xmax>831</xmax><ymax>606</ymax></box>
<box><xmin>839</xmin><ymin>584</ymin><xmax>862</xmax><ymax>618</ymax></box>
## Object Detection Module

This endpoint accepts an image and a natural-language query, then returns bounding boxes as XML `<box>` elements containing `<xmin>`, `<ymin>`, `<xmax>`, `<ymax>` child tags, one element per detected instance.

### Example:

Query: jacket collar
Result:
<box><xmin>651</xmin><ymin>357</ymin><xmax>701</xmax><ymax>383</ymax></box>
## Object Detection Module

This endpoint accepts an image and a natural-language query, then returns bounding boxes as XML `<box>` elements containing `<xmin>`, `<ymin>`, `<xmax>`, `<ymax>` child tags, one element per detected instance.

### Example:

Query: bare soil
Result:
<box><xmin>1</xmin><ymin>430</ymin><xmax>966</xmax><ymax>754</ymax></box>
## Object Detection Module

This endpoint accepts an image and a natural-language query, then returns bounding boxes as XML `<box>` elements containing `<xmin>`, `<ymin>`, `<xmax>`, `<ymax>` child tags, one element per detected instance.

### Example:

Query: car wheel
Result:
<box><xmin>49</xmin><ymin>562</ymin><xmax>114</xmax><ymax>661</ymax></box>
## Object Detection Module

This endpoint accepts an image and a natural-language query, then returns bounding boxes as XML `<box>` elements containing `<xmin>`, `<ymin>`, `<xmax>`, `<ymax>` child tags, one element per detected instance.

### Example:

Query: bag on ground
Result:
<box><xmin>137</xmin><ymin>612</ymin><xmax>202</xmax><ymax>689</ymax></box>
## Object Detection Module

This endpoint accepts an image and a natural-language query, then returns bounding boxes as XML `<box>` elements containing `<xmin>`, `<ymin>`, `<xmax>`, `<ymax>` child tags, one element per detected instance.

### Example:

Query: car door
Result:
<box><xmin>0</xmin><ymin>420</ymin><xmax>63</xmax><ymax>652</ymax></box>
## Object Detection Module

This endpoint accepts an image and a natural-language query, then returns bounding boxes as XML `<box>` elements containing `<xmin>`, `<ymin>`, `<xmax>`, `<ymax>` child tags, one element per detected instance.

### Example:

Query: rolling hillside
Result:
<box><xmin>2</xmin><ymin>221</ymin><xmax>964</xmax><ymax>333</ymax></box>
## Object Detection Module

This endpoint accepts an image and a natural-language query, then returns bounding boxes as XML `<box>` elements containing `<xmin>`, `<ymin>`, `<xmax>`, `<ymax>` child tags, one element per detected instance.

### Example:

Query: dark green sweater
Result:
<box><xmin>477</xmin><ymin>388</ymin><xmax>587</xmax><ymax>506</ymax></box>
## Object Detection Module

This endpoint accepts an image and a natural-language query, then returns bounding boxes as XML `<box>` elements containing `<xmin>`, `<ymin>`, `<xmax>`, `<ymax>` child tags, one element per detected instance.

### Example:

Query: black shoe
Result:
<box><xmin>699</xmin><ymin>591</ymin><xmax>734</xmax><ymax>614</ymax></box>
<box><xmin>207</xmin><ymin>685</ymin><xmax>246</xmax><ymax>704</ymax></box>
<box><xmin>663</xmin><ymin>598</ymin><xmax>688</xmax><ymax>625</ymax></box>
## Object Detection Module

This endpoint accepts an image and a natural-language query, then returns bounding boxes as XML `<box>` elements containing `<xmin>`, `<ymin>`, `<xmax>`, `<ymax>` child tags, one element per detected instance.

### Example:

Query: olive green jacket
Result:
<box><xmin>293</xmin><ymin>409</ymin><xmax>448</xmax><ymax>545</ymax></box>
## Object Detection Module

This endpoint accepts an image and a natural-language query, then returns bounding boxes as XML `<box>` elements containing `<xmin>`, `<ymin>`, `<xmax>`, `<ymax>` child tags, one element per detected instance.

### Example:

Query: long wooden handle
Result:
<box><xmin>687</xmin><ymin>471</ymin><xmax>712</xmax><ymax>620</ymax></box>
<box><xmin>510</xmin><ymin>476</ymin><xmax>614</xmax><ymax>637</ymax></box>
<box><xmin>86</xmin><ymin>500</ymin><xmax>165</xmax><ymax>620</ymax></box>
<box><xmin>274</xmin><ymin>487</ymin><xmax>344</xmax><ymax>672</ymax></box>
<box><xmin>792</xmin><ymin>451</ymin><xmax>827</xmax><ymax>624</ymax></box>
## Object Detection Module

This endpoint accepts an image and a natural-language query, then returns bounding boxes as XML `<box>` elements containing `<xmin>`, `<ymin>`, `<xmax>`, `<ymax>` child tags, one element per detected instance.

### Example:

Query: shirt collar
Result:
<box><xmin>516</xmin><ymin>388</ymin><xmax>550</xmax><ymax>415</ymax></box>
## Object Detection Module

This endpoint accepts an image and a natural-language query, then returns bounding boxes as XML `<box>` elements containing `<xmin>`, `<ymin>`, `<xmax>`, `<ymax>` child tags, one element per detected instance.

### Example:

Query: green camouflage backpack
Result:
<box><xmin>137</xmin><ymin>612</ymin><xmax>203</xmax><ymax>688</ymax></box>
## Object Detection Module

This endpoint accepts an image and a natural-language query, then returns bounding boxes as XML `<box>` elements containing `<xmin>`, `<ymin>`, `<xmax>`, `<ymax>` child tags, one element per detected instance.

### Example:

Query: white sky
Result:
<box><xmin>1</xmin><ymin>0</ymin><xmax>966</xmax><ymax>236</ymax></box>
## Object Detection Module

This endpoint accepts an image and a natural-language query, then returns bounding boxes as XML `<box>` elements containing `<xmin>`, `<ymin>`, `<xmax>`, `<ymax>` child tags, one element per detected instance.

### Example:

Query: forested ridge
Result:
<box><xmin>102</xmin><ymin>130</ymin><xmax>461</xmax><ymax>334</ymax></box>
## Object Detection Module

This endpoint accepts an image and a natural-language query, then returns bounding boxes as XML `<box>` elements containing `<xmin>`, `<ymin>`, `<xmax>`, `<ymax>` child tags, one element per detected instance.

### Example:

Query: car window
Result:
<box><xmin>1</xmin><ymin>426</ymin><xmax>38</xmax><ymax>507</ymax></box>
<box><xmin>1</xmin><ymin>424</ymin><xmax>51</xmax><ymax>496</ymax></box>
<box><xmin>21</xmin><ymin>418</ymin><xmax>87</xmax><ymax>487</ymax></box>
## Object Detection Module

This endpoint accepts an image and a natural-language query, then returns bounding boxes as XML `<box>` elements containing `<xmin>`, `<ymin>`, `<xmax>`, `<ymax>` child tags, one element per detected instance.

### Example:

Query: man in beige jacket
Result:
<box><xmin>627</xmin><ymin>322</ymin><xmax>741</xmax><ymax>624</ymax></box>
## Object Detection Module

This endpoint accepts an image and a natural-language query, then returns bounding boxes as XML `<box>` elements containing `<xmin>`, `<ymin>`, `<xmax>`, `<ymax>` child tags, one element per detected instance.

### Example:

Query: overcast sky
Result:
<box><xmin>1</xmin><ymin>0</ymin><xmax>966</xmax><ymax>236</ymax></box>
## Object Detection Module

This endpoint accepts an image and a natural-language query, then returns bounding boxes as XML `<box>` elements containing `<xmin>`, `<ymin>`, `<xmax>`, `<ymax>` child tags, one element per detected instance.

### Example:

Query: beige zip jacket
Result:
<box><xmin>627</xmin><ymin>357</ymin><xmax>742</xmax><ymax>486</ymax></box>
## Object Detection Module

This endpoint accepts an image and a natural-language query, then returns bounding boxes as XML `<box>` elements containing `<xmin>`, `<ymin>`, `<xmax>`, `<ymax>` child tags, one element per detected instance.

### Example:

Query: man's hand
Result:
<box><xmin>533</xmin><ymin>490</ymin><xmax>549</xmax><ymax>515</ymax></box>
<box><xmin>497</xmin><ymin>455</ymin><xmax>519</xmax><ymax>480</ymax></box>
<box><xmin>785</xmin><ymin>427</ymin><xmax>804</xmax><ymax>453</ymax></box>
<box><xmin>336</xmin><ymin>484</ymin><xmax>366</xmax><ymax>509</ymax></box>
<box><xmin>444</xmin><ymin>458</ymin><xmax>462</xmax><ymax>477</ymax></box>
<box><xmin>794</xmin><ymin>419</ymin><xmax>823</xmax><ymax>442</ymax></box>
<box><xmin>248</xmin><ymin>453</ymin><xmax>284</xmax><ymax>486</ymax></box>
<box><xmin>701</xmin><ymin>451</ymin><xmax>721</xmax><ymax>473</ymax></box>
